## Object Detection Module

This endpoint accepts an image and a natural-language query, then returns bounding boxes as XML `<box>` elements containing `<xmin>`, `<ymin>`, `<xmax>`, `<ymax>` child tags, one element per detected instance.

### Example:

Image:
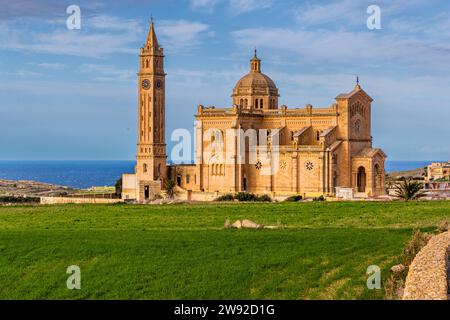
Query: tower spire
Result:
<box><xmin>146</xmin><ymin>17</ymin><xmax>159</xmax><ymax>48</ymax></box>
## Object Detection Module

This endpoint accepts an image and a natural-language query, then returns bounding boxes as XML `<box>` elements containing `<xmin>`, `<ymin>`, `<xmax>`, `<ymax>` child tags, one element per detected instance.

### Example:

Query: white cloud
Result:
<box><xmin>230</xmin><ymin>0</ymin><xmax>274</xmax><ymax>14</ymax></box>
<box><xmin>190</xmin><ymin>0</ymin><xmax>220</xmax><ymax>13</ymax></box>
<box><xmin>0</xmin><ymin>16</ymin><xmax>141</xmax><ymax>58</ymax></box>
<box><xmin>158</xmin><ymin>20</ymin><xmax>212</xmax><ymax>52</ymax></box>
<box><xmin>78</xmin><ymin>64</ymin><xmax>135</xmax><ymax>82</ymax></box>
<box><xmin>231</xmin><ymin>27</ymin><xmax>450</xmax><ymax>72</ymax></box>
<box><xmin>36</xmin><ymin>62</ymin><xmax>67</xmax><ymax>70</ymax></box>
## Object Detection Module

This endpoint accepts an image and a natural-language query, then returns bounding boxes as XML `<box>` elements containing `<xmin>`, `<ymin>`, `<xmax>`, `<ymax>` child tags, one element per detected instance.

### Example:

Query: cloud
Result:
<box><xmin>293</xmin><ymin>0</ymin><xmax>363</xmax><ymax>26</ymax></box>
<box><xmin>36</xmin><ymin>62</ymin><xmax>67</xmax><ymax>70</ymax></box>
<box><xmin>78</xmin><ymin>64</ymin><xmax>135</xmax><ymax>82</ymax></box>
<box><xmin>158</xmin><ymin>20</ymin><xmax>213</xmax><ymax>52</ymax></box>
<box><xmin>230</xmin><ymin>0</ymin><xmax>274</xmax><ymax>14</ymax></box>
<box><xmin>190</xmin><ymin>0</ymin><xmax>220</xmax><ymax>13</ymax></box>
<box><xmin>230</xmin><ymin>27</ymin><xmax>450</xmax><ymax>72</ymax></box>
<box><xmin>0</xmin><ymin>15</ymin><xmax>141</xmax><ymax>58</ymax></box>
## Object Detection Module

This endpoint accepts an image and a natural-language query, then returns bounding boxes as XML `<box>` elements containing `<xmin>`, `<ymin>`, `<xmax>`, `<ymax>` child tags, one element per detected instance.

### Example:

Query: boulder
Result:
<box><xmin>242</xmin><ymin>219</ymin><xmax>263</xmax><ymax>229</ymax></box>
<box><xmin>391</xmin><ymin>264</ymin><xmax>405</xmax><ymax>274</ymax></box>
<box><xmin>231</xmin><ymin>220</ymin><xmax>242</xmax><ymax>229</ymax></box>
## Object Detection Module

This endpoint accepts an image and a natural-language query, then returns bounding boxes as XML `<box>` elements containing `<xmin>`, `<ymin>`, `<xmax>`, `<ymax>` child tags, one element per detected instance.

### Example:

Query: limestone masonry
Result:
<box><xmin>122</xmin><ymin>21</ymin><xmax>387</xmax><ymax>202</ymax></box>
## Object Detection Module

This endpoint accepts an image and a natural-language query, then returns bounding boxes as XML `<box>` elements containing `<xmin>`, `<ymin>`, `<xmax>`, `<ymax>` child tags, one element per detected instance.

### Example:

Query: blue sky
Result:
<box><xmin>1</xmin><ymin>0</ymin><xmax>450</xmax><ymax>161</ymax></box>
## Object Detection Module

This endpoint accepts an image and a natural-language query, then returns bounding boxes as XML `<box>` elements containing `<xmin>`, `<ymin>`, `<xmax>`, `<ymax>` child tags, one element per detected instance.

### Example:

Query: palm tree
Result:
<box><xmin>164</xmin><ymin>179</ymin><xmax>176</xmax><ymax>199</ymax></box>
<box><xmin>394</xmin><ymin>178</ymin><xmax>424</xmax><ymax>201</ymax></box>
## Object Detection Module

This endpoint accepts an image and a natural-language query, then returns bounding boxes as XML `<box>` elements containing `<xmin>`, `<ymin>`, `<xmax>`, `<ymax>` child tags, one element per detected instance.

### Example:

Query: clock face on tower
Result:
<box><xmin>142</xmin><ymin>79</ymin><xmax>150</xmax><ymax>90</ymax></box>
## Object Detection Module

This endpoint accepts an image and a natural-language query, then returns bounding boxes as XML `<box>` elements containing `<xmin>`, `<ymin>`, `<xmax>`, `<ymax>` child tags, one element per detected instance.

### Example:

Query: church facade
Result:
<box><xmin>122</xmin><ymin>21</ymin><xmax>387</xmax><ymax>201</ymax></box>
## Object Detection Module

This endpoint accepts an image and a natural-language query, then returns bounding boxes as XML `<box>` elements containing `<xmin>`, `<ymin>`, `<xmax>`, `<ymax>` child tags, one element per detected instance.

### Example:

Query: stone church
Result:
<box><xmin>122</xmin><ymin>21</ymin><xmax>387</xmax><ymax>201</ymax></box>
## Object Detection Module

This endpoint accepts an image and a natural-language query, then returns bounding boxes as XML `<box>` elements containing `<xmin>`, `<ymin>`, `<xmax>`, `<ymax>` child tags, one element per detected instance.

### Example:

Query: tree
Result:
<box><xmin>394</xmin><ymin>178</ymin><xmax>424</xmax><ymax>201</ymax></box>
<box><xmin>115</xmin><ymin>177</ymin><xmax>122</xmax><ymax>197</ymax></box>
<box><xmin>164</xmin><ymin>179</ymin><xmax>176</xmax><ymax>199</ymax></box>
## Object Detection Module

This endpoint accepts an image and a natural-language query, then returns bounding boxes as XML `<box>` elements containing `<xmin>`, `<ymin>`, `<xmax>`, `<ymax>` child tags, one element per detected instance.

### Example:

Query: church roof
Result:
<box><xmin>336</xmin><ymin>84</ymin><xmax>373</xmax><ymax>102</ymax></box>
<box><xmin>354</xmin><ymin>148</ymin><xmax>387</xmax><ymax>159</ymax></box>
<box><xmin>232</xmin><ymin>51</ymin><xmax>279</xmax><ymax>97</ymax></box>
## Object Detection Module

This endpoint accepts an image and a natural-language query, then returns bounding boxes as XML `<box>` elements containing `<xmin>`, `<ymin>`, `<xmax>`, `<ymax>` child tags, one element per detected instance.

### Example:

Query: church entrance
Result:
<box><xmin>357</xmin><ymin>167</ymin><xmax>366</xmax><ymax>193</ymax></box>
<box><xmin>144</xmin><ymin>186</ymin><xmax>150</xmax><ymax>200</ymax></box>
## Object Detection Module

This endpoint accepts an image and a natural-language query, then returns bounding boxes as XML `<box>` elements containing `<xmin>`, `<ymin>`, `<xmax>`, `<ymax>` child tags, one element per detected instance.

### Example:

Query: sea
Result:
<box><xmin>0</xmin><ymin>160</ymin><xmax>438</xmax><ymax>189</ymax></box>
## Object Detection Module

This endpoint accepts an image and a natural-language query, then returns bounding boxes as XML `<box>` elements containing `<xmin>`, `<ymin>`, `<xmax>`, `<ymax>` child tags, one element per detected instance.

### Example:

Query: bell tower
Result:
<box><xmin>136</xmin><ymin>19</ymin><xmax>167</xmax><ymax>200</ymax></box>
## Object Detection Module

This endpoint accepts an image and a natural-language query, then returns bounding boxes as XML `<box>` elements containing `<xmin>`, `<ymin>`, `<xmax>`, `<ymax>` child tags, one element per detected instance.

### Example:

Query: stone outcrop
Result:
<box><xmin>403</xmin><ymin>231</ymin><xmax>450</xmax><ymax>300</ymax></box>
<box><xmin>0</xmin><ymin>179</ymin><xmax>77</xmax><ymax>197</ymax></box>
<box><xmin>225</xmin><ymin>219</ymin><xmax>263</xmax><ymax>229</ymax></box>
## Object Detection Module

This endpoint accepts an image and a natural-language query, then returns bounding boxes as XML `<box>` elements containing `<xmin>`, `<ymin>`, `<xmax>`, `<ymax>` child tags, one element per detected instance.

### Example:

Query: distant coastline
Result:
<box><xmin>0</xmin><ymin>160</ymin><xmax>440</xmax><ymax>189</ymax></box>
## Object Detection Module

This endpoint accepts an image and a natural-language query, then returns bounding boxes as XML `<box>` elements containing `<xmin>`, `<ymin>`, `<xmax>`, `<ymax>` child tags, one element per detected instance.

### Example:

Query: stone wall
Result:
<box><xmin>403</xmin><ymin>231</ymin><xmax>450</xmax><ymax>300</ymax></box>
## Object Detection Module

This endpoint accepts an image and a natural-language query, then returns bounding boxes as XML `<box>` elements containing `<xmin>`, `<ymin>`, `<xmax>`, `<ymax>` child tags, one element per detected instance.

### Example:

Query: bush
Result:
<box><xmin>284</xmin><ymin>195</ymin><xmax>302</xmax><ymax>202</ymax></box>
<box><xmin>215</xmin><ymin>194</ymin><xmax>235</xmax><ymax>201</ymax></box>
<box><xmin>394</xmin><ymin>178</ymin><xmax>424</xmax><ymax>201</ymax></box>
<box><xmin>215</xmin><ymin>193</ymin><xmax>272</xmax><ymax>202</ymax></box>
<box><xmin>235</xmin><ymin>192</ymin><xmax>258</xmax><ymax>202</ymax></box>
<box><xmin>256</xmin><ymin>194</ymin><xmax>272</xmax><ymax>202</ymax></box>
<box><xmin>0</xmin><ymin>196</ymin><xmax>40</xmax><ymax>204</ymax></box>
<box><xmin>313</xmin><ymin>195</ymin><xmax>326</xmax><ymax>202</ymax></box>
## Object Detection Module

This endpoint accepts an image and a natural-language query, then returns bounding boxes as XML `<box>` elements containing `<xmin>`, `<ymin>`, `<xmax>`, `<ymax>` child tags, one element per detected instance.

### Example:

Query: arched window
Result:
<box><xmin>143</xmin><ymin>163</ymin><xmax>148</xmax><ymax>173</ymax></box>
<box><xmin>186</xmin><ymin>175</ymin><xmax>190</xmax><ymax>184</ymax></box>
<box><xmin>240</xmin><ymin>99</ymin><xmax>243</xmax><ymax>107</ymax></box>
<box><xmin>255</xmin><ymin>99</ymin><xmax>259</xmax><ymax>109</ymax></box>
<box><xmin>260</xmin><ymin>99</ymin><xmax>264</xmax><ymax>109</ymax></box>
<box><xmin>145</xmin><ymin>60</ymin><xmax>149</xmax><ymax>68</ymax></box>
<box><xmin>316</xmin><ymin>131</ymin><xmax>320</xmax><ymax>141</ymax></box>
<box><xmin>244</xmin><ymin>99</ymin><xmax>248</xmax><ymax>108</ymax></box>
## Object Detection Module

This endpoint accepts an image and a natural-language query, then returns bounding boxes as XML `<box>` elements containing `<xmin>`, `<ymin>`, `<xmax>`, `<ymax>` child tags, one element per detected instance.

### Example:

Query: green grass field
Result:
<box><xmin>0</xmin><ymin>201</ymin><xmax>449</xmax><ymax>300</ymax></box>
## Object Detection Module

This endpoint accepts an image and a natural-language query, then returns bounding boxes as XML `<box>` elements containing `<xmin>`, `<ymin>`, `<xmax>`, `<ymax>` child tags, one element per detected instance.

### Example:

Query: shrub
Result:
<box><xmin>115</xmin><ymin>177</ymin><xmax>122</xmax><ymax>197</ymax></box>
<box><xmin>235</xmin><ymin>192</ymin><xmax>258</xmax><ymax>202</ymax></box>
<box><xmin>401</xmin><ymin>230</ymin><xmax>431</xmax><ymax>266</ymax></box>
<box><xmin>215</xmin><ymin>194</ymin><xmax>235</xmax><ymax>201</ymax></box>
<box><xmin>394</xmin><ymin>178</ymin><xmax>424</xmax><ymax>201</ymax></box>
<box><xmin>164</xmin><ymin>180</ymin><xmax>176</xmax><ymax>199</ymax></box>
<box><xmin>215</xmin><ymin>193</ymin><xmax>272</xmax><ymax>202</ymax></box>
<box><xmin>256</xmin><ymin>194</ymin><xmax>272</xmax><ymax>202</ymax></box>
<box><xmin>284</xmin><ymin>195</ymin><xmax>302</xmax><ymax>202</ymax></box>
<box><xmin>313</xmin><ymin>195</ymin><xmax>326</xmax><ymax>202</ymax></box>
<box><xmin>0</xmin><ymin>196</ymin><xmax>40</xmax><ymax>204</ymax></box>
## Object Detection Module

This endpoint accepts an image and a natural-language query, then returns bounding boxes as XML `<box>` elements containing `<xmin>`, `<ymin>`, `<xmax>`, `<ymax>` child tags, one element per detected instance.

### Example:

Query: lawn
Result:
<box><xmin>0</xmin><ymin>201</ymin><xmax>449</xmax><ymax>300</ymax></box>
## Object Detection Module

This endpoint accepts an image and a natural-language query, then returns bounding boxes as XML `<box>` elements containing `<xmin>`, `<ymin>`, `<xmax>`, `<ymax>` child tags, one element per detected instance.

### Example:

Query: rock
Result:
<box><xmin>231</xmin><ymin>220</ymin><xmax>242</xmax><ymax>229</ymax></box>
<box><xmin>391</xmin><ymin>264</ymin><xmax>405</xmax><ymax>274</ymax></box>
<box><xmin>242</xmin><ymin>219</ymin><xmax>263</xmax><ymax>229</ymax></box>
<box><xmin>437</xmin><ymin>221</ymin><xmax>449</xmax><ymax>233</ymax></box>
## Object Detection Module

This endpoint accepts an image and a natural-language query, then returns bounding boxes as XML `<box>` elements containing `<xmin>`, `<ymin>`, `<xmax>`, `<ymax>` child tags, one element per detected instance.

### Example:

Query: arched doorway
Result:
<box><xmin>243</xmin><ymin>177</ymin><xmax>247</xmax><ymax>192</ymax></box>
<box><xmin>357</xmin><ymin>167</ymin><xmax>366</xmax><ymax>192</ymax></box>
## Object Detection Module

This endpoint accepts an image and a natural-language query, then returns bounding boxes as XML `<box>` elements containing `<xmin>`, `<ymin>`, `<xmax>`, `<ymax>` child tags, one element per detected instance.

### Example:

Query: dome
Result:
<box><xmin>233</xmin><ymin>72</ymin><xmax>278</xmax><ymax>96</ymax></box>
<box><xmin>232</xmin><ymin>51</ymin><xmax>279</xmax><ymax>97</ymax></box>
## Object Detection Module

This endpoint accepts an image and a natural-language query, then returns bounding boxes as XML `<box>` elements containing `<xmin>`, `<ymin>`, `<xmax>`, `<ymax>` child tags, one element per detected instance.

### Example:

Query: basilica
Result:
<box><xmin>121</xmin><ymin>21</ymin><xmax>387</xmax><ymax>201</ymax></box>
